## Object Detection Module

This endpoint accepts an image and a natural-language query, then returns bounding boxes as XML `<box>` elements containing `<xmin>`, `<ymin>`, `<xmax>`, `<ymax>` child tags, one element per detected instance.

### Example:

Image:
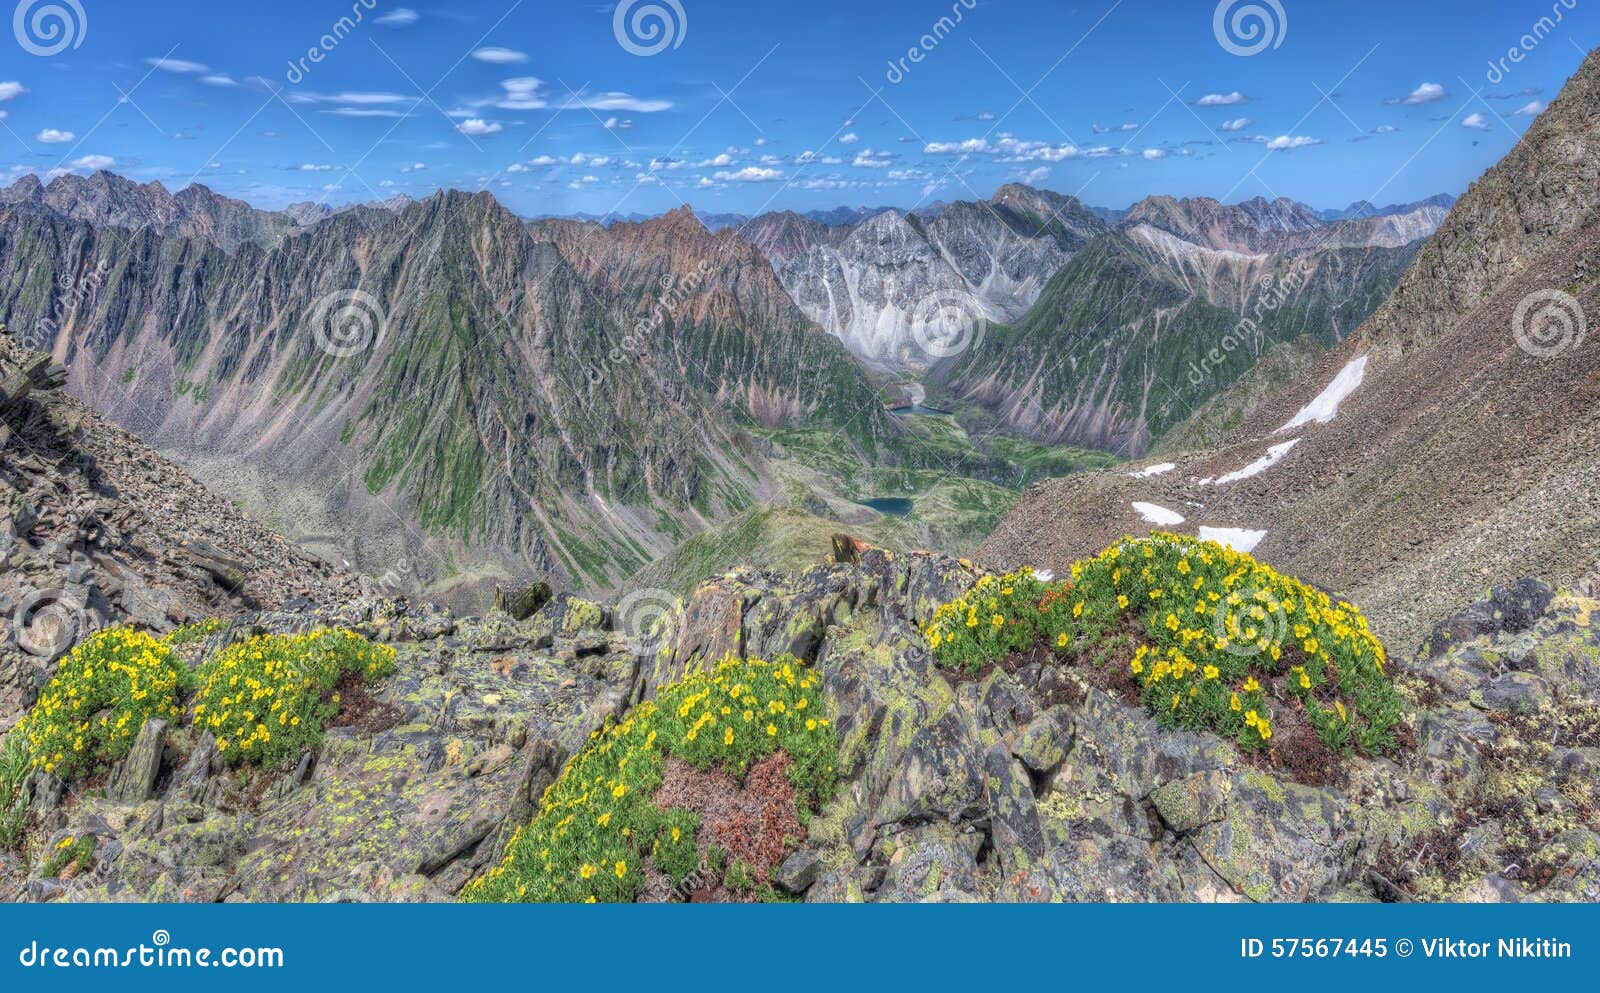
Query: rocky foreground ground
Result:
<box><xmin>1</xmin><ymin>544</ymin><xmax>1595</xmax><ymax>903</ymax></box>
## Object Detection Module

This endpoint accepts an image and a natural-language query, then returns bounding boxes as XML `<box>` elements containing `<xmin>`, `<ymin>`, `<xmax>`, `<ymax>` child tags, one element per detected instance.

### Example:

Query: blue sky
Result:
<box><xmin>0</xmin><ymin>0</ymin><xmax>1593</xmax><ymax>217</ymax></box>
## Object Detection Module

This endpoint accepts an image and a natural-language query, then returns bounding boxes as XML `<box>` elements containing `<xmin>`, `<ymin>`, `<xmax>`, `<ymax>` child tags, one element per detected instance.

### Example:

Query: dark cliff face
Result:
<box><xmin>0</xmin><ymin>186</ymin><xmax>899</xmax><ymax>600</ymax></box>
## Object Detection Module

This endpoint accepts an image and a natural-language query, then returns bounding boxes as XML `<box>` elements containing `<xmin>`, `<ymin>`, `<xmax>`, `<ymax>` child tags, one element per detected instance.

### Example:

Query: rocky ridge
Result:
<box><xmin>0</xmin><ymin>328</ymin><xmax>362</xmax><ymax>730</ymax></box>
<box><xmin>6</xmin><ymin>545</ymin><xmax>1595</xmax><ymax>904</ymax></box>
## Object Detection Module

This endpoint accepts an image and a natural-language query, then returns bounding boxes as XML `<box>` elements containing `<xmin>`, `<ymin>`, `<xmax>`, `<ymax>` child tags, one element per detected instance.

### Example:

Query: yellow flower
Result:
<box><xmin>1203</xmin><ymin>665</ymin><xmax>1220</xmax><ymax>680</ymax></box>
<box><xmin>580</xmin><ymin>864</ymin><xmax>597</xmax><ymax>879</ymax></box>
<box><xmin>614</xmin><ymin>861</ymin><xmax>627</xmax><ymax>879</ymax></box>
<box><xmin>1056</xmin><ymin>632</ymin><xmax>1069</xmax><ymax>648</ymax></box>
<box><xmin>724</xmin><ymin>727</ymin><xmax>735</xmax><ymax>746</ymax></box>
<box><xmin>766</xmin><ymin>723</ymin><xmax>777</xmax><ymax>737</ymax></box>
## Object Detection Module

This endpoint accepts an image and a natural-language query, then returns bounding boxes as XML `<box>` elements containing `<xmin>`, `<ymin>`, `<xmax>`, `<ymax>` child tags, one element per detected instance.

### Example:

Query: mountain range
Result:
<box><xmin>0</xmin><ymin>163</ymin><xmax>1452</xmax><ymax>605</ymax></box>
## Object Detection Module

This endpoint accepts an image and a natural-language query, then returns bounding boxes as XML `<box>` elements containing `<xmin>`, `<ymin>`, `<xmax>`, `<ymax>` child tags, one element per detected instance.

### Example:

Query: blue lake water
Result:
<box><xmin>859</xmin><ymin>497</ymin><xmax>914</xmax><ymax>518</ymax></box>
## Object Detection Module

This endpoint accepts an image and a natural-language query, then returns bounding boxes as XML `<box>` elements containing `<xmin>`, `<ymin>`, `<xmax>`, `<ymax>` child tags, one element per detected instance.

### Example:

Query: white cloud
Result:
<box><xmin>558</xmin><ymin>89</ymin><xmax>671</xmax><ymax>113</ymax></box>
<box><xmin>0</xmin><ymin>82</ymin><xmax>25</xmax><ymax>102</ymax></box>
<box><xmin>323</xmin><ymin>107</ymin><xmax>408</xmax><ymax>118</ymax></box>
<box><xmin>924</xmin><ymin>135</ymin><xmax>1091</xmax><ymax>162</ymax></box>
<box><xmin>839</xmin><ymin>132</ymin><xmax>861</xmax><ymax>145</ymax></box>
<box><xmin>603</xmin><ymin>116</ymin><xmax>634</xmax><ymax>130</ymax></box>
<box><xmin>852</xmin><ymin>149</ymin><xmax>894</xmax><ymax>168</ymax></box>
<box><xmin>1195</xmin><ymin>91</ymin><xmax>1249</xmax><ymax>107</ymax></box>
<box><xmin>201</xmin><ymin>74</ymin><xmax>237</xmax><ymax>87</ymax></box>
<box><xmin>473</xmin><ymin>47</ymin><xmax>528</xmax><ymax>64</ymax></box>
<box><xmin>1092</xmin><ymin>122</ymin><xmax>1138</xmax><ymax>134</ymax></box>
<box><xmin>1219</xmin><ymin>117</ymin><xmax>1252</xmax><ymax>132</ymax></box>
<box><xmin>1143</xmin><ymin>148</ymin><xmax>1168</xmax><ymax>160</ymax></box>
<box><xmin>457</xmin><ymin>118</ymin><xmax>504</xmax><ymax>136</ymax></box>
<box><xmin>36</xmin><ymin>128</ymin><xmax>74</xmax><ymax>143</ymax></box>
<box><xmin>714</xmin><ymin>166</ymin><xmax>783</xmax><ymax>183</ymax></box>
<box><xmin>492</xmin><ymin>77</ymin><xmax>547</xmax><ymax>111</ymax></box>
<box><xmin>299</xmin><ymin>163</ymin><xmax>334</xmax><ymax>171</ymax></box>
<box><xmin>1258</xmin><ymin>135</ymin><xmax>1323</xmax><ymax>151</ymax></box>
<box><xmin>1511</xmin><ymin>100</ymin><xmax>1546</xmax><ymax>117</ymax></box>
<box><xmin>1461</xmin><ymin>112</ymin><xmax>1491</xmax><ymax>131</ymax></box>
<box><xmin>402</xmin><ymin>162</ymin><xmax>426</xmax><ymax>173</ymax></box>
<box><xmin>1391</xmin><ymin>82</ymin><xmax>1447</xmax><ymax>106</ymax></box>
<box><xmin>1022</xmin><ymin>166</ymin><xmax>1049</xmax><ymax>184</ymax></box>
<box><xmin>375</xmin><ymin>8</ymin><xmax>419</xmax><ymax>26</ymax></box>
<box><xmin>71</xmin><ymin>155</ymin><xmax>115</xmax><ymax>171</ymax></box>
<box><xmin>289</xmin><ymin>90</ymin><xmax>416</xmax><ymax>106</ymax></box>
<box><xmin>1372</xmin><ymin>124</ymin><xmax>1398</xmax><ymax>134</ymax></box>
<box><xmin>146</xmin><ymin>57</ymin><xmax>209</xmax><ymax>74</ymax></box>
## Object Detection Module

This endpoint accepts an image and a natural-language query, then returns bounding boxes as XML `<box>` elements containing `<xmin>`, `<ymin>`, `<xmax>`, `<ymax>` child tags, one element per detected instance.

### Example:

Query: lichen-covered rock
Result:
<box><xmin>104</xmin><ymin>719</ymin><xmax>167</xmax><ymax>805</ymax></box>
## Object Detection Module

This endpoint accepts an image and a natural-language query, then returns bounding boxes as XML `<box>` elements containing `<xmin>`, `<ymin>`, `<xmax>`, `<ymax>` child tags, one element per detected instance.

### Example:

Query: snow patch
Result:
<box><xmin>1033</xmin><ymin>569</ymin><xmax>1055</xmax><ymax>582</ymax></box>
<box><xmin>1128</xmin><ymin>462</ymin><xmax>1177</xmax><ymax>479</ymax></box>
<box><xmin>1198</xmin><ymin>526</ymin><xmax>1268</xmax><ymax>554</ymax></box>
<box><xmin>1211</xmin><ymin>439</ymin><xmax>1301</xmax><ymax>485</ymax></box>
<box><xmin>1276</xmin><ymin>356</ymin><xmax>1367</xmax><ymax>433</ymax></box>
<box><xmin>1132</xmin><ymin>502</ymin><xmax>1186</xmax><ymax>526</ymax></box>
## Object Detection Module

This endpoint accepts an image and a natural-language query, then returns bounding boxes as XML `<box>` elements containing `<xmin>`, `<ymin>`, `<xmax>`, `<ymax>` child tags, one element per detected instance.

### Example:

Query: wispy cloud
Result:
<box><xmin>1460</xmin><ymin>112</ymin><xmax>1491</xmax><ymax>131</ymax></box>
<box><xmin>376</xmin><ymin>8</ymin><xmax>420</xmax><ymax>27</ymax></box>
<box><xmin>1219</xmin><ymin>117</ymin><xmax>1252</xmax><ymax>132</ymax></box>
<box><xmin>36</xmin><ymin>128</ymin><xmax>74</xmax><ymax>143</ymax></box>
<box><xmin>146</xmin><ymin>57</ymin><xmax>209</xmax><ymax>74</ymax></box>
<box><xmin>1511</xmin><ymin>100</ymin><xmax>1546</xmax><ymax>117</ymax></box>
<box><xmin>1195</xmin><ymin>91</ymin><xmax>1249</xmax><ymax>107</ymax></box>
<box><xmin>1387</xmin><ymin>82</ymin><xmax>1447</xmax><ymax>106</ymax></box>
<box><xmin>714</xmin><ymin>166</ymin><xmax>783</xmax><ymax>182</ymax></box>
<box><xmin>1246</xmin><ymin>135</ymin><xmax>1323</xmax><ymax>151</ymax></box>
<box><xmin>473</xmin><ymin>47</ymin><xmax>528</xmax><ymax>64</ymax></box>
<box><xmin>0</xmin><ymin>82</ymin><xmax>27</xmax><ymax>102</ymax></box>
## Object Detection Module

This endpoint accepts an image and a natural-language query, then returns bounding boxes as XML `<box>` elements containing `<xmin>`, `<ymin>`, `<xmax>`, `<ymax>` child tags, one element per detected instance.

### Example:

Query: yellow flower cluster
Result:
<box><xmin>463</xmin><ymin>654</ymin><xmax>837</xmax><ymax>904</ymax></box>
<box><xmin>924</xmin><ymin>533</ymin><xmax>1403</xmax><ymax>755</ymax></box>
<box><xmin>16</xmin><ymin>627</ymin><xmax>190</xmax><ymax>780</ymax></box>
<box><xmin>190</xmin><ymin>629</ymin><xmax>396</xmax><ymax>767</ymax></box>
<box><xmin>924</xmin><ymin>568</ymin><xmax>1053</xmax><ymax>673</ymax></box>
